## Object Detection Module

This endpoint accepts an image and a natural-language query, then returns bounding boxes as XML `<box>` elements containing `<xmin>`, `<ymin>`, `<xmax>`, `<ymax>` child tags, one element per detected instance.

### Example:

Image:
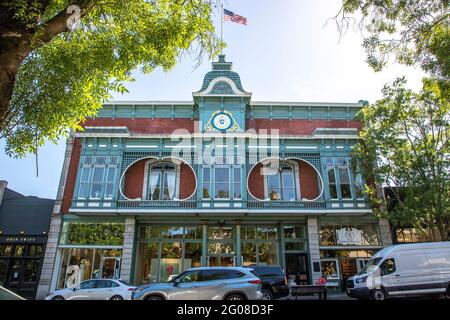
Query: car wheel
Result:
<box><xmin>370</xmin><ymin>289</ymin><xmax>386</xmax><ymax>301</ymax></box>
<box><xmin>146</xmin><ymin>295</ymin><xmax>164</xmax><ymax>301</ymax></box>
<box><xmin>225</xmin><ymin>294</ymin><xmax>245</xmax><ymax>301</ymax></box>
<box><xmin>261</xmin><ymin>290</ymin><xmax>273</xmax><ymax>300</ymax></box>
<box><xmin>52</xmin><ymin>296</ymin><xmax>65</xmax><ymax>301</ymax></box>
<box><xmin>110</xmin><ymin>295</ymin><xmax>123</xmax><ymax>301</ymax></box>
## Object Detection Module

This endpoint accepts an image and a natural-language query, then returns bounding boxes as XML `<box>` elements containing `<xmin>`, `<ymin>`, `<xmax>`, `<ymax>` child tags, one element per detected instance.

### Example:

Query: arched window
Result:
<box><xmin>148</xmin><ymin>163</ymin><xmax>176</xmax><ymax>200</ymax></box>
<box><xmin>266</xmin><ymin>164</ymin><xmax>296</xmax><ymax>201</ymax></box>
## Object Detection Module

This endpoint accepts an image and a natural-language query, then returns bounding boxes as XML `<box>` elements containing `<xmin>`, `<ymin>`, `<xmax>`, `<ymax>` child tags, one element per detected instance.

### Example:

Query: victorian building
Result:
<box><xmin>37</xmin><ymin>56</ymin><xmax>392</xmax><ymax>299</ymax></box>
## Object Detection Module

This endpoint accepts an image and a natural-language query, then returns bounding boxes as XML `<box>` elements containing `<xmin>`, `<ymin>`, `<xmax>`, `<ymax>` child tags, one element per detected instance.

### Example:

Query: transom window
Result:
<box><xmin>266</xmin><ymin>164</ymin><xmax>296</xmax><ymax>201</ymax></box>
<box><xmin>148</xmin><ymin>163</ymin><xmax>176</xmax><ymax>200</ymax></box>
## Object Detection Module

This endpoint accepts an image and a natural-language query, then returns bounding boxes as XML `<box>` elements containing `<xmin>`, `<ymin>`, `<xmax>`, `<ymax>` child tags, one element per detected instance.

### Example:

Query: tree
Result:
<box><xmin>0</xmin><ymin>0</ymin><xmax>219</xmax><ymax>157</ymax></box>
<box><xmin>352</xmin><ymin>77</ymin><xmax>449</xmax><ymax>241</ymax></box>
<box><xmin>334</xmin><ymin>0</ymin><xmax>449</xmax><ymax>78</ymax></box>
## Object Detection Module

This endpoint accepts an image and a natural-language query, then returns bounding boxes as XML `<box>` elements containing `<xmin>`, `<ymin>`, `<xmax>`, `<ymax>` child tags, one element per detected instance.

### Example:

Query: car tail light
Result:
<box><xmin>128</xmin><ymin>288</ymin><xmax>135</xmax><ymax>291</ymax></box>
<box><xmin>248</xmin><ymin>279</ymin><xmax>261</xmax><ymax>285</ymax></box>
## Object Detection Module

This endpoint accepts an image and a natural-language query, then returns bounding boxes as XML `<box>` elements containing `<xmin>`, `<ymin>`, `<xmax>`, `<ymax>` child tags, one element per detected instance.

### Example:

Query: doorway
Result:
<box><xmin>285</xmin><ymin>253</ymin><xmax>310</xmax><ymax>285</ymax></box>
<box><xmin>100</xmin><ymin>257</ymin><xmax>121</xmax><ymax>279</ymax></box>
<box><xmin>339</xmin><ymin>258</ymin><xmax>357</xmax><ymax>291</ymax></box>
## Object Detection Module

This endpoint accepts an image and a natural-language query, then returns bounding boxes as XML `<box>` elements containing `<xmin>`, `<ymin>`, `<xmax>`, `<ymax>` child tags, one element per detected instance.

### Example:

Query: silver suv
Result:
<box><xmin>132</xmin><ymin>267</ymin><xmax>263</xmax><ymax>300</ymax></box>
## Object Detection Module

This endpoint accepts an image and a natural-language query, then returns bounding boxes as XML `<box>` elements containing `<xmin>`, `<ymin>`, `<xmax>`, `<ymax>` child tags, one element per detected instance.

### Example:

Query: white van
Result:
<box><xmin>346</xmin><ymin>241</ymin><xmax>450</xmax><ymax>300</ymax></box>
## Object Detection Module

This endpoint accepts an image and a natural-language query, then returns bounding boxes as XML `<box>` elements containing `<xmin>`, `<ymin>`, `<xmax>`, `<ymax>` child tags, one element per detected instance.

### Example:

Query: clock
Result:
<box><xmin>212</xmin><ymin>112</ymin><xmax>233</xmax><ymax>131</ymax></box>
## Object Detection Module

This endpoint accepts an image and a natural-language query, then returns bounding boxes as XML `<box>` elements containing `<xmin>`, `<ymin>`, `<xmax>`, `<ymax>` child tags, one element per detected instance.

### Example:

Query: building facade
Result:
<box><xmin>37</xmin><ymin>56</ymin><xmax>392</xmax><ymax>299</ymax></box>
<box><xmin>0</xmin><ymin>181</ymin><xmax>54</xmax><ymax>299</ymax></box>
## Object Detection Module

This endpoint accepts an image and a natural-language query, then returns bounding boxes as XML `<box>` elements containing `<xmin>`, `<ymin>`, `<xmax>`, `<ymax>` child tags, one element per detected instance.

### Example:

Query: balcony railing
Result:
<box><xmin>72</xmin><ymin>198</ymin><xmax>368</xmax><ymax>211</ymax></box>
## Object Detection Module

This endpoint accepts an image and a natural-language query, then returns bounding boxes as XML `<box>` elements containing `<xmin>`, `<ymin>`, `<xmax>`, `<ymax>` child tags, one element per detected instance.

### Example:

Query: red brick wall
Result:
<box><xmin>179</xmin><ymin>163</ymin><xmax>196</xmax><ymax>199</ymax></box>
<box><xmin>246</xmin><ymin>119</ymin><xmax>362</xmax><ymax>135</ymax></box>
<box><xmin>123</xmin><ymin>160</ymin><xmax>196</xmax><ymax>200</ymax></box>
<box><xmin>61</xmin><ymin>139</ymin><xmax>81</xmax><ymax>214</ymax></box>
<box><xmin>84</xmin><ymin>118</ymin><xmax>195</xmax><ymax>134</ymax></box>
<box><xmin>296</xmin><ymin>160</ymin><xmax>320</xmax><ymax>200</ymax></box>
<box><xmin>248</xmin><ymin>163</ymin><xmax>265</xmax><ymax>199</ymax></box>
<box><xmin>247</xmin><ymin>161</ymin><xmax>320</xmax><ymax>200</ymax></box>
<box><xmin>123</xmin><ymin>159</ymin><xmax>146</xmax><ymax>199</ymax></box>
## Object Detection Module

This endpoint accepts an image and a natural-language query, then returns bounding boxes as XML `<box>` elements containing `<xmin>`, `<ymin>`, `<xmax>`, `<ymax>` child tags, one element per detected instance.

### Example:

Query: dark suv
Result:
<box><xmin>245</xmin><ymin>266</ymin><xmax>289</xmax><ymax>300</ymax></box>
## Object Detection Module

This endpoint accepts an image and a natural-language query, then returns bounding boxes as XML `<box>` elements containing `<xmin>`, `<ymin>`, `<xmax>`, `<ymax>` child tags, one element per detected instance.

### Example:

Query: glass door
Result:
<box><xmin>100</xmin><ymin>257</ymin><xmax>121</xmax><ymax>279</ymax></box>
<box><xmin>285</xmin><ymin>253</ymin><xmax>310</xmax><ymax>285</ymax></box>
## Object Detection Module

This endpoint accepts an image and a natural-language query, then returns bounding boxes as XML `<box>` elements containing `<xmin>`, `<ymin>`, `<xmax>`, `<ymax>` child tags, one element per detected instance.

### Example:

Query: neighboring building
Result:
<box><xmin>0</xmin><ymin>181</ymin><xmax>54</xmax><ymax>299</ymax></box>
<box><xmin>37</xmin><ymin>55</ymin><xmax>392</xmax><ymax>298</ymax></box>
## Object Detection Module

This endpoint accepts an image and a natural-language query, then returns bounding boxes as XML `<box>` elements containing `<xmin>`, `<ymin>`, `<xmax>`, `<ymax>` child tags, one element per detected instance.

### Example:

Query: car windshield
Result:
<box><xmin>358</xmin><ymin>257</ymin><xmax>382</xmax><ymax>275</ymax></box>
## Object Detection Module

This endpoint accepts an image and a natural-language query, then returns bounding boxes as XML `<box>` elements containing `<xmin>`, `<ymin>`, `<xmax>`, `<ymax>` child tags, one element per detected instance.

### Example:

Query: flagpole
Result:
<box><xmin>220</xmin><ymin>1</ymin><xmax>223</xmax><ymax>55</ymax></box>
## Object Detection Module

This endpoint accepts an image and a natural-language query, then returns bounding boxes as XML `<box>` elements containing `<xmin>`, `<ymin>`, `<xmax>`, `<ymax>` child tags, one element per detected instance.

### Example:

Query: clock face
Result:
<box><xmin>212</xmin><ymin>113</ymin><xmax>232</xmax><ymax>131</ymax></box>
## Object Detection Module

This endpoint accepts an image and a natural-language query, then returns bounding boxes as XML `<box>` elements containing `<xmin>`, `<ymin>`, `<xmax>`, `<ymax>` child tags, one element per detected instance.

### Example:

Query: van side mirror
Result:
<box><xmin>73</xmin><ymin>287</ymin><xmax>77</xmax><ymax>292</ymax></box>
<box><xmin>173</xmin><ymin>279</ymin><xmax>180</xmax><ymax>287</ymax></box>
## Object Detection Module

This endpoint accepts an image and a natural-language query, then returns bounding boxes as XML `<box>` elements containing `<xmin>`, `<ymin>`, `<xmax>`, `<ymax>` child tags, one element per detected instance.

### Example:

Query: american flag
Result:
<box><xmin>224</xmin><ymin>9</ymin><xmax>247</xmax><ymax>25</ymax></box>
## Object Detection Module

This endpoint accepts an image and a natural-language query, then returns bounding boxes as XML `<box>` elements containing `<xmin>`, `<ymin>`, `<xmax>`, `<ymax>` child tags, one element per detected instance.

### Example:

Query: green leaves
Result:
<box><xmin>352</xmin><ymin>77</ymin><xmax>450</xmax><ymax>240</ymax></box>
<box><xmin>339</xmin><ymin>0</ymin><xmax>450</xmax><ymax>78</ymax></box>
<box><xmin>2</xmin><ymin>0</ymin><xmax>220</xmax><ymax>157</ymax></box>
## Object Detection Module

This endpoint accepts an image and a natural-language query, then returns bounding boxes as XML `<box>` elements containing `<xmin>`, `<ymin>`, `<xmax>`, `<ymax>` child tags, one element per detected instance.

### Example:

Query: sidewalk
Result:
<box><xmin>280</xmin><ymin>292</ymin><xmax>356</xmax><ymax>300</ymax></box>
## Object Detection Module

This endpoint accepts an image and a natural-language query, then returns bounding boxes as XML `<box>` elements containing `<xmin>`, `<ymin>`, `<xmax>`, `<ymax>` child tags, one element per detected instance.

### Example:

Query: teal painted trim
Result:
<box><xmin>129</xmin><ymin>219</ymin><xmax>138</xmax><ymax>284</ymax></box>
<box><xmin>62</xmin><ymin>214</ymin><xmax>125</xmax><ymax>222</ymax></box>
<box><xmin>318</xmin><ymin>215</ymin><xmax>378</xmax><ymax>224</ymax></box>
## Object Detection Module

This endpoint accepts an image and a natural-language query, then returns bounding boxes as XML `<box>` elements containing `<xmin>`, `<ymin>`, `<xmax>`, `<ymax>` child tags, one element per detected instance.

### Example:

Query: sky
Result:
<box><xmin>0</xmin><ymin>0</ymin><xmax>425</xmax><ymax>199</ymax></box>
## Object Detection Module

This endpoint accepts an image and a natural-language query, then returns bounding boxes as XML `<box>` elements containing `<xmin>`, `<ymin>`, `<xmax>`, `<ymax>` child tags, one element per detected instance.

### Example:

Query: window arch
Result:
<box><xmin>147</xmin><ymin>162</ymin><xmax>177</xmax><ymax>200</ymax></box>
<box><xmin>265</xmin><ymin>163</ymin><xmax>297</xmax><ymax>201</ymax></box>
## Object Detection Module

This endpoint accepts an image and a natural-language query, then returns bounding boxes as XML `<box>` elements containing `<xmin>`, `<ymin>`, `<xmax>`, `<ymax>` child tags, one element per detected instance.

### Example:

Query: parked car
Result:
<box><xmin>243</xmin><ymin>265</ymin><xmax>289</xmax><ymax>300</ymax></box>
<box><xmin>45</xmin><ymin>279</ymin><xmax>135</xmax><ymax>300</ymax></box>
<box><xmin>0</xmin><ymin>286</ymin><xmax>26</xmax><ymax>300</ymax></box>
<box><xmin>347</xmin><ymin>241</ymin><xmax>450</xmax><ymax>300</ymax></box>
<box><xmin>132</xmin><ymin>267</ymin><xmax>263</xmax><ymax>300</ymax></box>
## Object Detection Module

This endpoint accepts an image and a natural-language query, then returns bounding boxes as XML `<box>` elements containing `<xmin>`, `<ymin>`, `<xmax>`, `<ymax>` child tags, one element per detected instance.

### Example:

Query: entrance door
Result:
<box><xmin>340</xmin><ymin>258</ymin><xmax>358</xmax><ymax>291</ymax></box>
<box><xmin>285</xmin><ymin>253</ymin><xmax>310</xmax><ymax>285</ymax></box>
<box><xmin>207</xmin><ymin>255</ymin><xmax>235</xmax><ymax>267</ymax></box>
<box><xmin>100</xmin><ymin>258</ymin><xmax>121</xmax><ymax>279</ymax></box>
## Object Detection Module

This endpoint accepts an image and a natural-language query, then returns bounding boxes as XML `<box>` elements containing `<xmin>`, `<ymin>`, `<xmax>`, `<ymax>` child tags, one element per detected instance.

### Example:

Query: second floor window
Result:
<box><xmin>148</xmin><ymin>163</ymin><xmax>176</xmax><ymax>200</ymax></box>
<box><xmin>266</xmin><ymin>164</ymin><xmax>296</xmax><ymax>201</ymax></box>
<box><xmin>215</xmin><ymin>167</ymin><xmax>230</xmax><ymax>199</ymax></box>
<box><xmin>78</xmin><ymin>156</ymin><xmax>117</xmax><ymax>200</ymax></box>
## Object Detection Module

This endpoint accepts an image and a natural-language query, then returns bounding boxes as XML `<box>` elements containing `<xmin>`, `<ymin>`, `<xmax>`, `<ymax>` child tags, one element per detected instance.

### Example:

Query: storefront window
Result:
<box><xmin>0</xmin><ymin>259</ymin><xmax>7</xmax><ymax>285</ymax></box>
<box><xmin>242</xmin><ymin>226</ymin><xmax>278</xmax><ymax>266</ymax></box>
<box><xmin>57</xmin><ymin>248</ymin><xmax>123</xmax><ymax>289</ymax></box>
<box><xmin>284</xmin><ymin>225</ymin><xmax>306</xmax><ymax>239</ymax></box>
<box><xmin>184</xmin><ymin>243</ymin><xmax>201</xmax><ymax>270</ymax></box>
<box><xmin>0</xmin><ymin>245</ymin><xmax>13</xmax><ymax>256</ymax></box>
<box><xmin>137</xmin><ymin>242</ymin><xmax>158</xmax><ymax>284</ymax></box>
<box><xmin>60</xmin><ymin>222</ymin><xmax>125</xmax><ymax>246</ymax></box>
<box><xmin>23</xmin><ymin>260</ymin><xmax>40</xmax><ymax>283</ymax></box>
<box><xmin>160</xmin><ymin>242</ymin><xmax>182</xmax><ymax>282</ymax></box>
<box><xmin>319</xmin><ymin>223</ymin><xmax>380</xmax><ymax>246</ymax></box>
<box><xmin>28</xmin><ymin>245</ymin><xmax>43</xmax><ymax>257</ymax></box>
<box><xmin>242</xmin><ymin>242</ymin><xmax>257</xmax><ymax>266</ymax></box>
<box><xmin>321</xmin><ymin>260</ymin><xmax>339</xmax><ymax>280</ymax></box>
<box><xmin>14</xmin><ymin>245</ymin><xmax>25</xmax><ymax>257</ymax></box>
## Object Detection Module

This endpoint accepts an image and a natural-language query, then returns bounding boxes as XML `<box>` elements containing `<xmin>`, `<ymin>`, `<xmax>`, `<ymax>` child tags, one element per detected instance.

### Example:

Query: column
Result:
<box><xmin>36</xmin><ymin>214</ymin><xmax>62</xmax><ymax>300</ymax></box>
<box><xmin>235</xmin><ymin>221</ymin><xmax>241</xmax><ymax>266</ymax></box>
<box><xmin>307</xmin><ymin>217</ymin><xmax>322</xmax><ymax>283</ymax></box>
<box><xmin>119</xmin><ymin>217</ymin><xmax>136</xmax><ymax>283</ymax></box>
<box><xmin>378</xmin><ymin>218</ymin><xmax>393</xmax><ymax>247</ymax></box>
<box><xmin>201</xmin><ymin>221</ymin><xmax>208</xmax><ymax>266</ymax></box>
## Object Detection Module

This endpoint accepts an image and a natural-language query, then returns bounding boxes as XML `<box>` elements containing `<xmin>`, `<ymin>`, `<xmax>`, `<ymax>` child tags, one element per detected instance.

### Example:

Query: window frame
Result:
<box><xmin>214</xmin><ymin>166</ymin><xmax>230</xmax><ymax>200</ymax></box>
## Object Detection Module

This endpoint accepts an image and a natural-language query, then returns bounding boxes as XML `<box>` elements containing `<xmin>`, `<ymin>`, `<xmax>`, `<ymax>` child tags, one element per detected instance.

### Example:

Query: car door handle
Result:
<box><xmin>395</xmin><ymin>275</ymin><xmax>401</xmax><ymax>277</ymax></box>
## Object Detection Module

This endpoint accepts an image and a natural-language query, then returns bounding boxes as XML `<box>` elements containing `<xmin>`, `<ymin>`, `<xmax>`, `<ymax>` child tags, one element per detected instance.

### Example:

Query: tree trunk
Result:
<box><xmin>0</xmin><ymin>33</ymin><xmax>31</xmax><ymax>128</ymax></box>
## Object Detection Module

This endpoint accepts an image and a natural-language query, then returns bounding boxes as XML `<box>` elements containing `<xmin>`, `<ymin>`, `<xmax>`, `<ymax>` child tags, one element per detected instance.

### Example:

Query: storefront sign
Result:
<box><xmin>335</xmin><ymin>228</ymin><xmax>363</xmax><ymax>245</ymax></box>
<box><xmin>0</xmin><ymin>236</ymin><xmax>46</xmax><ymax>244</ymax></box>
